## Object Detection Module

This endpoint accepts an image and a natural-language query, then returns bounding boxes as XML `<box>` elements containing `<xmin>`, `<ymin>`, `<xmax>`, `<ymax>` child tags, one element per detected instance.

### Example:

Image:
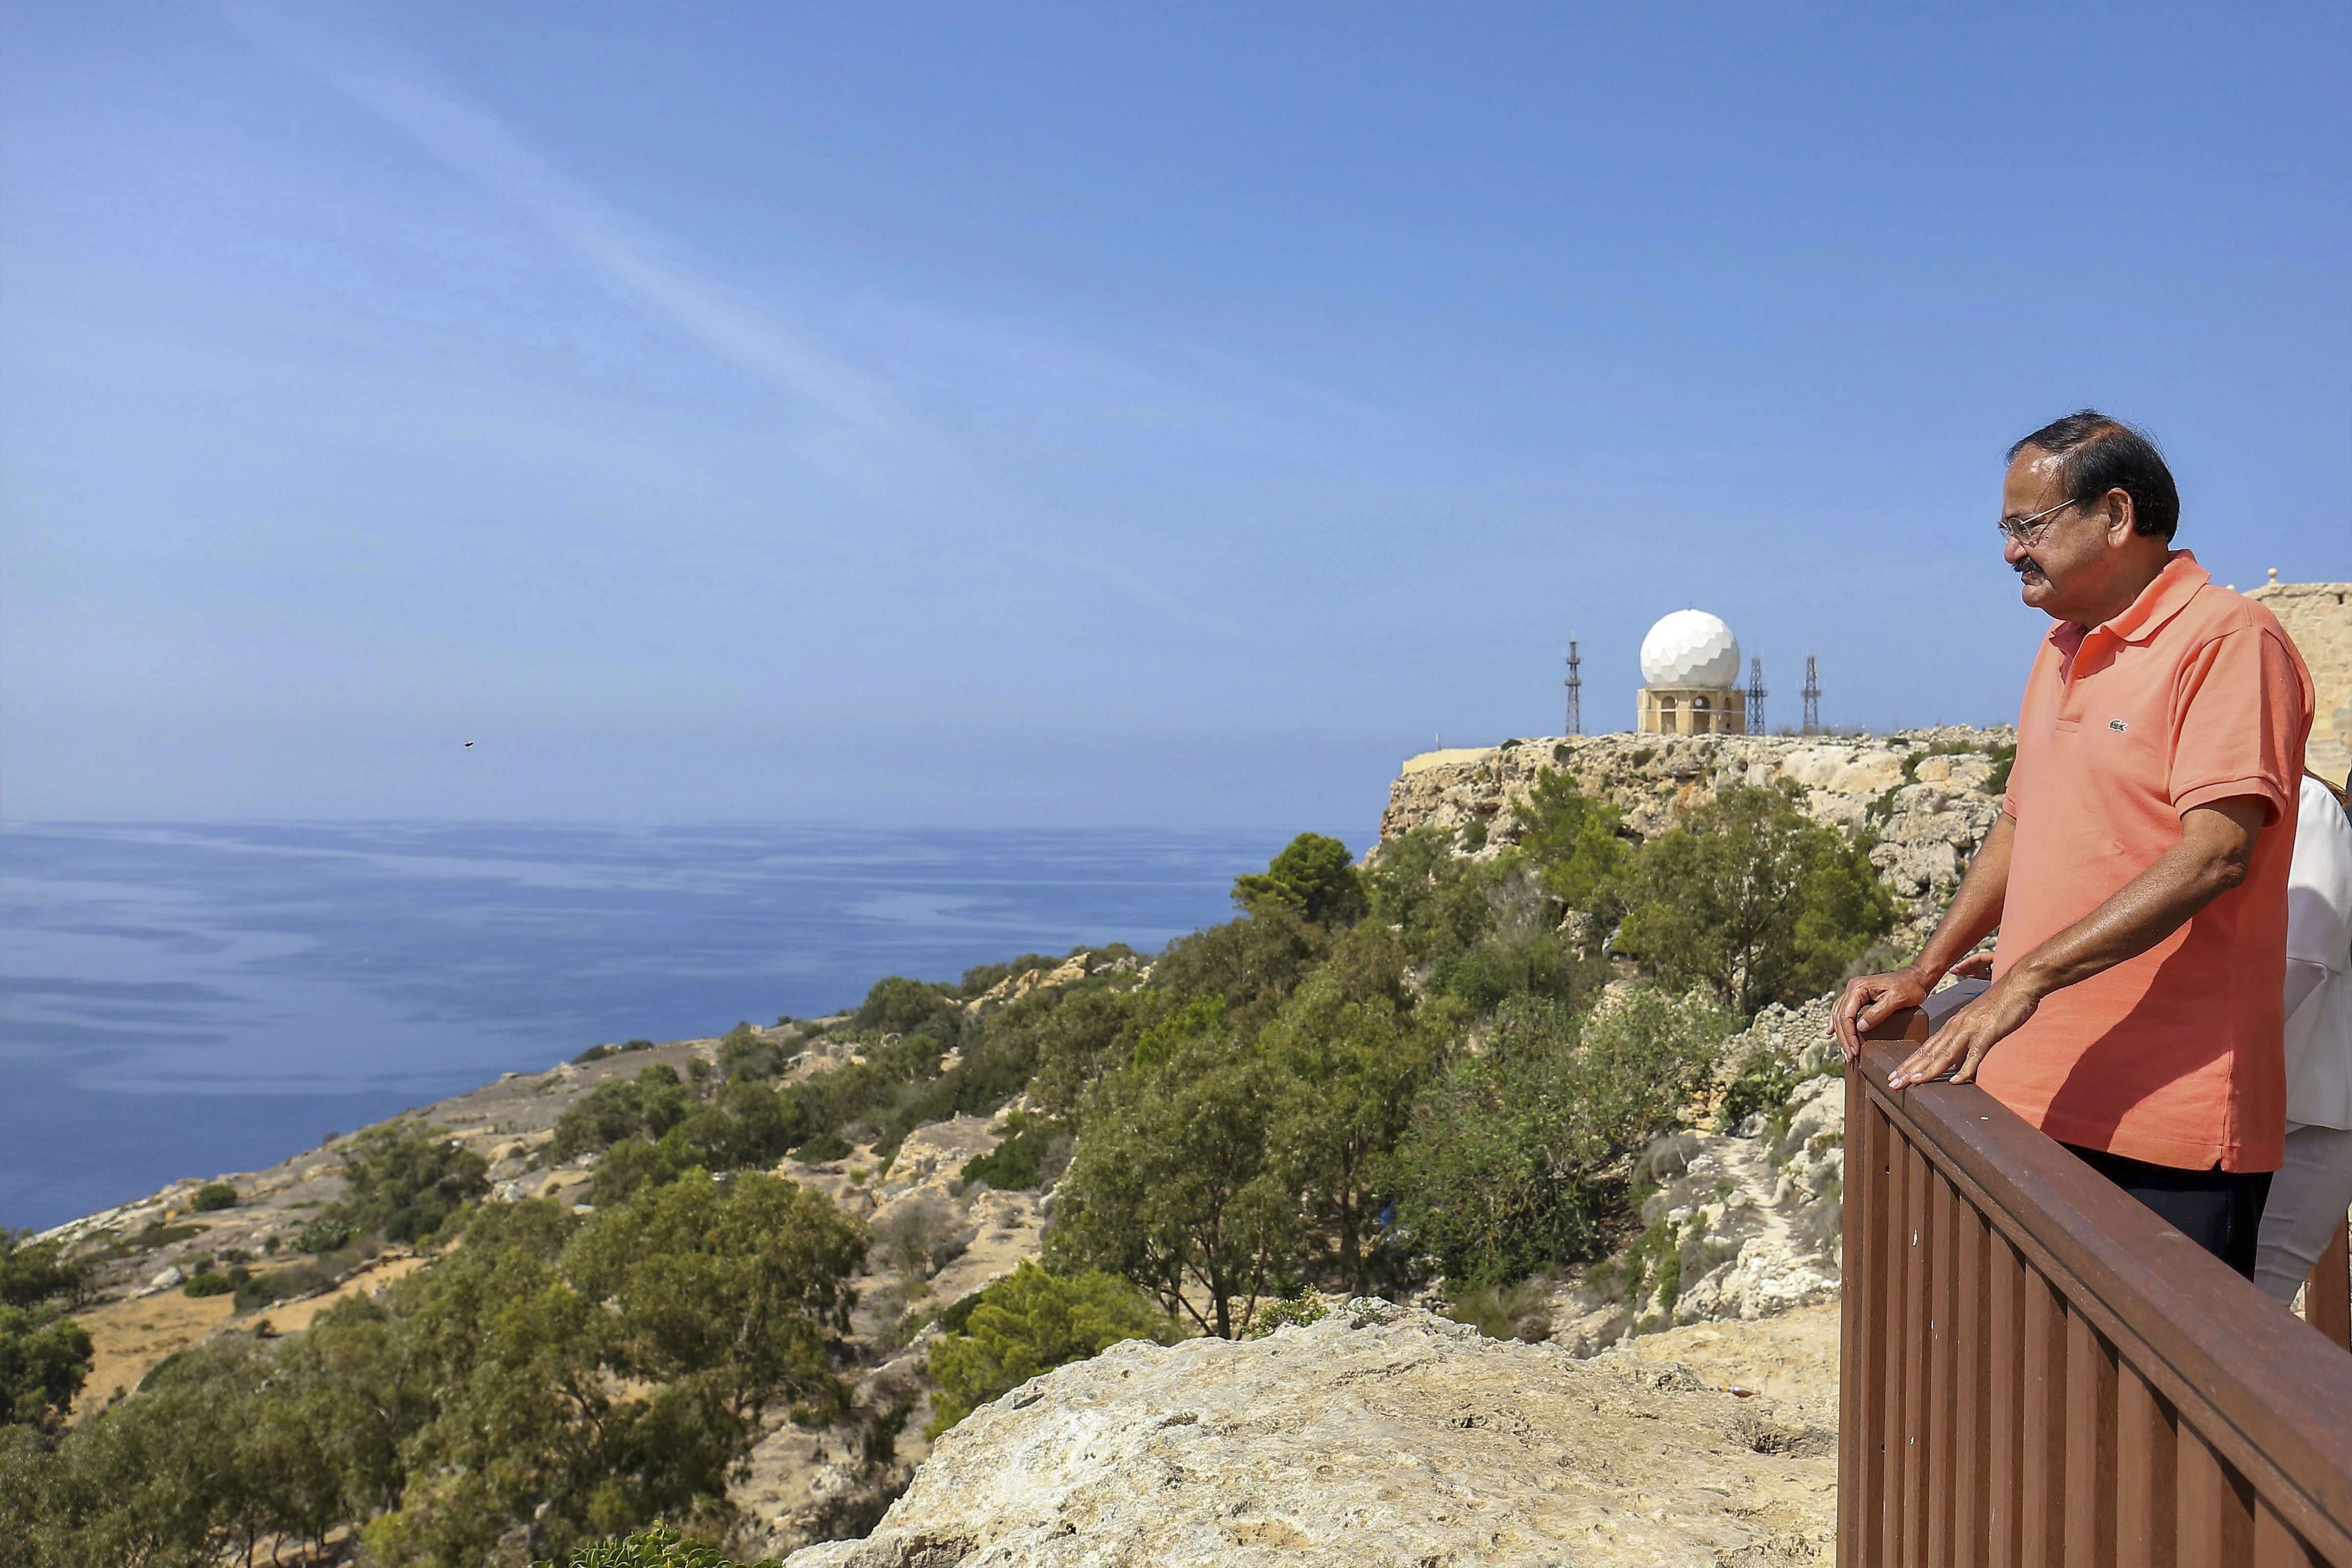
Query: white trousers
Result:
<box><xmin>2252</xmin><ymin>1122</ymin><xmax>2352</xmax><ymax>1306</ymax></box>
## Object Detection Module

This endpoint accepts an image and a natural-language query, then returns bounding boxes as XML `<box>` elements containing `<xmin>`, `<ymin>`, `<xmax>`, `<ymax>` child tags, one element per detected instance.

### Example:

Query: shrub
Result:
<box><xmin>958</xmin><ymin>1113</ymin><xmax>1068</xmax><ymax>1192</ymax></box>
<box><xmin>1387</xmin><ymin>987</ymin><xmax>1728</xmax><ymax>1286</ymax></box>
<box><xmin>871</xmin><ymin>1194</ymin><xmax>974</xmax><ymax>1282</ymax></box>
<box><xmin>232</xmin><ymin>1256</ymin><xmax>344</xmax><ymax>1314</ymax></box>
<box><xmin>716</xmin><ymin>1024</ymin><xmax>787</xmax><ymax>1083</ymax></box>
<box><xmin>1443</xmin><ymin>1279</ymin><xmax>1554</xmax><ymax>1342</ymax></box>
<box><xmin>924</xmin><ymin>1261</ymin><xmax>1169</xmax><ymax>1437</ymax></box>
<box><xmin>182</xmin><ymin>1272</ymin><xmax>233</xmax><ymax>1298</ymax></box>
<box><xmin>333</xmin><ymin>1120</ymin><xmax>490</xmax><ymax>1244</ymax></box>
<box><xmin>295</xmin><ymin>1216</ymin><xmax>354</xmax><ymax>1254</ymax></box>
<box><xmin>191</xmin><ymin>1183</ymin><xmax>238</xmax><ymax>1213</ymax></box>
<box><xmin>533</xmin><ymin>1522</ymin><xmax>777</xmax><ymax>1567</ymax></box>
<box><xmin>550</xmin><ymin>1067</ymin><xmax>692</xmax><ymax>1162</ymax></box>
<box><xmin>854</xmin><ymin>976</ymin><xmax>960</xmax><ymax>1038</ymax></box>
<box><xmin>1247</xmin><ymin>1286</ymin><xmax>1329</xmax><ymax>1338</ymax></box>
<box><xmin>1716</xmin><ymin>1050</ymin><xmax>1800</xmax><ymax>1134</ymax></box>
<box><xmin>573</xmin><ymin>1043</ymin><xmax>618</xmax><ymax>1064</ymax></box>
<box><xmin>792</xmin><ymin>1132</ymin><xmax>853</xmax><ymax>1165</ymax></box>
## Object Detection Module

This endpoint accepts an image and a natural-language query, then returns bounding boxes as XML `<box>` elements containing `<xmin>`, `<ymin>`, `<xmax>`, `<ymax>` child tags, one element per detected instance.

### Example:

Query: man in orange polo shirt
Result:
<box><xmin>1834</xmin><ymin>410</ymin><xmax>2313</xmax><ymax>1277</ymax></box>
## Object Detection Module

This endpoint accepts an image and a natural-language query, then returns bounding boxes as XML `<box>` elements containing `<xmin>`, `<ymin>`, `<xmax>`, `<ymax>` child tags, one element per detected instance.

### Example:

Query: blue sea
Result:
<box><xmin>0</xmin><ymin>822</ymin><xmax>1282</xmax><ymax>1232</ymax></box>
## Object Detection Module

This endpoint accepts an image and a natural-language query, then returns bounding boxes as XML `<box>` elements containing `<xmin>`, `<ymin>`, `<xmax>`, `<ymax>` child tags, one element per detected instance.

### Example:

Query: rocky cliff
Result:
<box><xmin>1377</xmin><ymin>727</ymin><xmax>2011</xmax><ymax>938</ymax></box>
<box><xmin>783</xmin><ymin>1297</ymin><xmax>1838</xmax><ymax>1568</ymax></box>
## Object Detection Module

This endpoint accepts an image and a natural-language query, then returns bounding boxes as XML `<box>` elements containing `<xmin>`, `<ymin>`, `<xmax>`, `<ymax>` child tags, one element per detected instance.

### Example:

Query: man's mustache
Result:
<box><xmin>2013</xmin><ymin>554</ymin><xmax>2045</xmax><ymax>578</ymax></box>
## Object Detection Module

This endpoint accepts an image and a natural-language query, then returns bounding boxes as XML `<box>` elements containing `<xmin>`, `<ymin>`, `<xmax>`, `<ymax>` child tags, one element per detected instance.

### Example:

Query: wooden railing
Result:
<box><xmin>1839</xmin><ymin>1010</ymin><xmax>2352</xmax><ymax>1566</ymax></box>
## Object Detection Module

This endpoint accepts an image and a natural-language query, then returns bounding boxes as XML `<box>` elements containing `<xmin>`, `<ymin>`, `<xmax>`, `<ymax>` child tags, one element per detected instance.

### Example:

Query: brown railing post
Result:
<box><xmin>1839</xmin><ymin>1008</ymin><xmax>2352</xmax><ymax>1567</ymax></box>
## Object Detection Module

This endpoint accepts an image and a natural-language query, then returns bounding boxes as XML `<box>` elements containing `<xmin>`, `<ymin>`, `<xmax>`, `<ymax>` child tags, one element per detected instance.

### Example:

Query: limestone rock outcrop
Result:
<box><xmin>1377</xmin><ymin>728</ymin><xmax>2011</xmax><ymax>931</ymax></box>
<box><xmin>784</xmin><ymin>1298</ymin><xmax>1836</xmax><ymax>1568</ymax></box>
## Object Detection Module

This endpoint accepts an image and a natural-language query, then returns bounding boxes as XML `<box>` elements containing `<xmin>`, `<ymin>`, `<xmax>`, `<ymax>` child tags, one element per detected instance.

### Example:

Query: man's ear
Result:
<box><xmin>2101</xmin><ymin>486</ymin><xmax>2137</xmax><ymax>542</ymax></box>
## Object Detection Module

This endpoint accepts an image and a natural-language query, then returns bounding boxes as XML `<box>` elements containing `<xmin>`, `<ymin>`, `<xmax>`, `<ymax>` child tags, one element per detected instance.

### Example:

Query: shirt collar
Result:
<box><xmin>2047</xmin><ymin>549</ymin><xmax>2209</xmax><ymax>654</ymax></box>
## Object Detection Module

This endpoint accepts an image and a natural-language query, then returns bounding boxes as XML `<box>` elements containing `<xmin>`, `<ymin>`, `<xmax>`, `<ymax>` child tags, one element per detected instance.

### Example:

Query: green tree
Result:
<box><xmin>1362</xmin><ymin>828</ymin><xmax>1506</xmax><ymax>963</ymax></box>
<box><xmin>333</xmin><ymin>1119</ymin><xmax>492</xmax><ymax>1244</ymax></box>
<box><xmin>0</xmin><ymin>1307</ymin><xmax>93</xmax><ymax>1431</ymax></box>
<box><xmin>1232</xmin><ymin>832</ymin><xmax>1367</xmax><ymax>928</ymax></box>
<box><xmin>1508</xmin><ymin>768</ymin><xmax>1632</xmax><ymax>912</ymax></box>
<box><xmin>923</xmin><ymin>1261</ymin><xmax>1169</xmax><ymax>1437</ymax></box>
<box><xmin>0</xmin><ymin>1230</ymin><xmax>87</xmax><ymax>1310</ymax></box>
<box><xmin>1258</xmin><ymin>925</ymin><xmax>1450</xmax><ymax>1294</ymax></box>
<box><xmin>670</xmin><ymin>1078</ymin><xmax>794</xmax><ymax>1173</ymax></box>
<box><xmin>715</xmin><ymin>1025</ymin><xmax>787</xmax><ymax>1083</ymax></box>
<box><xmin>1612</xmin><ymin>783</ymin><xmax>1896</xmax><ymax>1017</ymax></box>
<box><xmin>1388</xmin><ymin>988</ymin><xmax>1727</xmax><ymax>1285</ymax></box>
<box><xmin>854</xmin><ymin>976</ymin><xmax>961</xmax><ymax>1039</ymax></box>
<box><xmin>1049</xmin><ymin>1003</ymin><xmax>1298</xmax><ymax>1338</ymax></box>
<box><xmin>1147</xmin><ymin>906</ymin><xmax>1328</xmax><ymax>1032</ymax></box>
<box><xmin>1007</xmin><ymin>988</ymin><xmax>1134</xmax><ymax>1121</ymax></box>
<box><xmin>550</xmin><ymin>1066</ymin><xmax>693</xmax><ymax>1162</ymax></box>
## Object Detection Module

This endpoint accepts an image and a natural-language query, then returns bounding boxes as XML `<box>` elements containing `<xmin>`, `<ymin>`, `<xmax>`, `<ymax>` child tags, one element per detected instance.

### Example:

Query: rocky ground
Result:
<box><xmin>786</xmin><ymin>1297</ymin><xmax>1841</xmax><ymax>1568</ymax></box>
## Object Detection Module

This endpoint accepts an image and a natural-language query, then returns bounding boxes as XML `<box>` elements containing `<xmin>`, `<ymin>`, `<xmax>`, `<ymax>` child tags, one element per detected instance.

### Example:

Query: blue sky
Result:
<box><xmin>4</xmin><ymin>2</ymin><xmax>2346</xmax><ymax>839</ymax></box>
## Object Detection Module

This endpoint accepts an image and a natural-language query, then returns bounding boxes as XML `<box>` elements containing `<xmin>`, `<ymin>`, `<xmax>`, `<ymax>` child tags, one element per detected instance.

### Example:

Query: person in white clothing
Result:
<box><xmin>2252</xmin><ymin>770</ymin><xmax>2352</xmax><ymax>1304</ymax></box>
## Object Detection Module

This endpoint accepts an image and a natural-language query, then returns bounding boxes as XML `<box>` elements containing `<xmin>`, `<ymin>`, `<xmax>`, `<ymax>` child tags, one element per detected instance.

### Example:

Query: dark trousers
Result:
<box><xmin>2062</xmin><ymin>1143</ymin><xmax>2273</xmax><ymax>1280</ymax></box>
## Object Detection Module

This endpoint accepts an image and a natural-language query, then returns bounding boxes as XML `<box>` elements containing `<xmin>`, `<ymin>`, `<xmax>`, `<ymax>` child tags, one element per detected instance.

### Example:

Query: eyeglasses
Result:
<box><xmin>1996</xmin><ymin>497</ymin><xmax>2076</xmax><ymax>547</ymax></box>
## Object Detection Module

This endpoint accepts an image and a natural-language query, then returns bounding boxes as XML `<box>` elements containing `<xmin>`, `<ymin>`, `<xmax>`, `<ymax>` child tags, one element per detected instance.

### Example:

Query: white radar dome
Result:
<box><xmin>1640</xmin><ymin>610</ymin><xmax>1741</xmax><ymax>689</ymax></box>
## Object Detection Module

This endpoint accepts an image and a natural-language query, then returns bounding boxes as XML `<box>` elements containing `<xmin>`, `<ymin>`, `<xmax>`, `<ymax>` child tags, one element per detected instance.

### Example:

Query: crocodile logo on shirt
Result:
<box><xmin>2109</xmin><ymin>719</ymin><xmax>2128</xmax><ymax>732</ymax></box>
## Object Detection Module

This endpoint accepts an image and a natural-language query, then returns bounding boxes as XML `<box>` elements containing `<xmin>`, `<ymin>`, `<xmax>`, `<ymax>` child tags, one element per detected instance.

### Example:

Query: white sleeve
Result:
<box><xmin>2286</xmin><ymin>778</ymin><xmax>2352</xmax><ymax>973</ymax></box>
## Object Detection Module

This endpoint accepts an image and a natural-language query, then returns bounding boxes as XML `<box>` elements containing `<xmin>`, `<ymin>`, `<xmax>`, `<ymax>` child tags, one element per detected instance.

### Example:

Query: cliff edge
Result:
<box><xmin>785</xmin><ymin>1298</ymin><xmax>1838</xmax><ymax>1568</ymax></box>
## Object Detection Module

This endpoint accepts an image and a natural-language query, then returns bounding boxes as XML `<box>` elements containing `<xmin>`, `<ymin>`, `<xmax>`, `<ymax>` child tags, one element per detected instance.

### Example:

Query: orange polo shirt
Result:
<box><xmin>1980</xmin><ymin>551</ymin><xmax>2312</xmax><ymax>1172</ymax></box>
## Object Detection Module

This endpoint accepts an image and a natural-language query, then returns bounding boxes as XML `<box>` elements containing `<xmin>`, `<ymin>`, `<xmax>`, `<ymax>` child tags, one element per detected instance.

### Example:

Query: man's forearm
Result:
<box><xmin>1906</xmin><ymin>814</ymin><xmax>2014</xmax><ymax>983</ymax></box>
<box><xmin>2005</xmin><ymin>799</ymin><xmax>2264</xmax><ymax>1000</ymax></box>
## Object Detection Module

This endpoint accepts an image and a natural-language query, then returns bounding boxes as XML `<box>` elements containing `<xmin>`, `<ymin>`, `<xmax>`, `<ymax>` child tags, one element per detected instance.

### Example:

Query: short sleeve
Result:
<box><xmin>2168</xmin><ymin>627</ymin><xmax>2310</xmax><ymax>823</ymax></box>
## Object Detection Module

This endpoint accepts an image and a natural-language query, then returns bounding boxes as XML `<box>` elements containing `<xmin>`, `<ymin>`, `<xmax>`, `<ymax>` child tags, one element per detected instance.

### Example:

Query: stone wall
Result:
<box><xmin>2248</xmin><ymin>576</ymin><xmax>2352</xmax><ymax>782</ymax></box>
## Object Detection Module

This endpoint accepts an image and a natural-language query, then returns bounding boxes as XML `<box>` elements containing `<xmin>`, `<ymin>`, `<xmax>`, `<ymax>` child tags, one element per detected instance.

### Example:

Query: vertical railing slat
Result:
<box><xmin>1954</xmin><ymin>1194</ymin><xmax>1990</xmax><ymax>1568</ymax></box>
<box><xmin>2116</xmin><ymin>1364</ymin><xmax>2177</xmax><ymax>1568</ymax></box>
<box><xmin>2065</xmin><ymin>1309</ymin><xmax>2119</xmax><ymax>1568</ymax></box>
<box><xmin>1885</xmin><ymin>1119</ymin><xmax>1915</xmax><ymax>1567</ymax></box>
<box><xmin>2254</xmin><ymin>1496</ymin><xmax>2319</xmax><ymax>1568</ymax></box>
<box><xmin>1990</xmin><ymin>1233</ymin><xmax>2024</xmax><ymax>1568</ymax></box>
<box><xmin>1863</xmin><ymin>1095</ymin><xmax>1900</xmax><ymax>1568</ymax></box>
<box><xmin>1929</xmin><ymin>1174</ymin><xmax>1960</xmax><ymax>1568</ymax></box>
<box><xmin>1906</xmin><ymin>1142</ymin><xmax>1935</xmax><ymax>1568</ymax></box>
<box><xmin>2023</xmin><ymin>1271</ymin><xmax>2069</xmax><ymax>1567</ymax></box>
<box><xmin>2178</xmin><ymin>1427</ymin><xmax>2254</xmax><ymax>1568</ymax></box>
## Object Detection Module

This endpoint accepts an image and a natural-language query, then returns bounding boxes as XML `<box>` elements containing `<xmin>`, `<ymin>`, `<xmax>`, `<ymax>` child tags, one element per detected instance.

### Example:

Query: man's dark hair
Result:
<box><xmin>2007</xmin><ymin>409</ymin><xmax>2180</xmax><ymax>540</ymax></box>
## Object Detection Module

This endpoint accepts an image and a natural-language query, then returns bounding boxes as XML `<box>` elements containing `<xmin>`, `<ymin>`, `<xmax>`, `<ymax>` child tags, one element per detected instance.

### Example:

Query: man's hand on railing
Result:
<box><xmin>1832</xmin><ymin>967</ymin><xmax>1932</xmax><ymax>1061</ymax></box>
<box><xmin>1886</xmin><ymin>973</ymin><xmax>2042</xmax><ymax>1090</ymax></box>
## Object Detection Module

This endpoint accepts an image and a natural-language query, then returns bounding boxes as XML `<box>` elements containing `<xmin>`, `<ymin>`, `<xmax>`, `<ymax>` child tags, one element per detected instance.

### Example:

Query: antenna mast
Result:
<box><xmin>1801</xmin><ymin>654</ymin><xmax>1822</xmax><ymax>735</ymax></box>
<box><xmin>1747</xmin><ymin>657</ymin><xmax>1767</xmax><ymax>735</ymax></box>
<box><xmin>1564</xmin><ymin>639</ymin><xmax>1583</xmax><ymax>736</ymax></box>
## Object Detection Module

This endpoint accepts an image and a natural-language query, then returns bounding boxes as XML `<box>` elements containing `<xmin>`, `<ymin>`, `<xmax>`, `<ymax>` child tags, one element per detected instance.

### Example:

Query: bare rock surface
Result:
<box><xmin>785</xmin><ymin>1298</ymin><xmax>1837</xmax><ymax>1568</ymax></box>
